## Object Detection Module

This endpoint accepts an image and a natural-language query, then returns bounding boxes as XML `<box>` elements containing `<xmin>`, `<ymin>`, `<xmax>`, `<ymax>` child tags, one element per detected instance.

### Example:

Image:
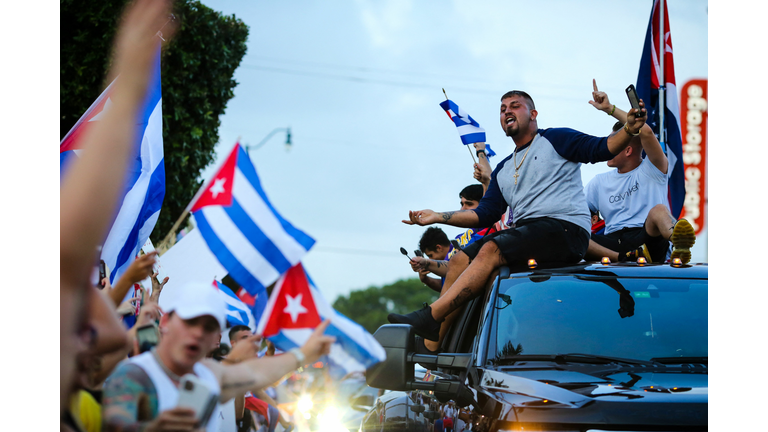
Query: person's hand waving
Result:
<box><xmin>299</xmin><ymin>320</ymin><xmax>336</xmax><ymax>365</ymax></box>
<box><xmin>150</xmin><ymin>272</ymin><xmax>169</xmax><ymax>303</ymax></box>
<box><xmin>588</xmin><ymin>79</ymin><xmax>613</xmax><ymax>112</ymax></box>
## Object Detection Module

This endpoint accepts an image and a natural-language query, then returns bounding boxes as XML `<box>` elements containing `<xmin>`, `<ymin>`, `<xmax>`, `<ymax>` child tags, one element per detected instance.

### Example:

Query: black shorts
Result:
<box><xmin>461</xmin><ymin>217</ymin><xmax>590</xmax><ymax>265</ymax></box>
<box><xmin>591</xmin><ymin>221</ymin><xmax>670</xmax><ymax>262</ymax></box>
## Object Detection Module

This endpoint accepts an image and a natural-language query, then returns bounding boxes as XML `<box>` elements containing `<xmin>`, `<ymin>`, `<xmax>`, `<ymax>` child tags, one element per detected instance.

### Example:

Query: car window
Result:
<box><xmin>490</xmin><ymin>276</ymin><xmax>707</xmax><ymax>363</ymax></box>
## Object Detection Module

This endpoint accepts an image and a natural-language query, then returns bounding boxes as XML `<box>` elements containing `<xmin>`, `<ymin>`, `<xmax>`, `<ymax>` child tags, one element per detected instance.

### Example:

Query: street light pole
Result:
<box><xmin>245</xmin><ymin>127</ymin><xmax>292</xmax><ymax>153</ymax></box>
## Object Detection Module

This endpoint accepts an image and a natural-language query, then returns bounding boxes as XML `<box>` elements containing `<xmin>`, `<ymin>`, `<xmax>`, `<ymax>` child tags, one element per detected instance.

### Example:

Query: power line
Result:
<box><xmin>238</xmin><ymin>63</ymin><xmax>589</xmax><ymax>103</ymax></box>
<box><xmin>239</xmin><ymin>64</ymin><xmax>500</xmax><ymax>95</ymax></box>
<box><xmin>312</xmin><ymin>245</ymin><xmax>406</xmax><ymax>258</ymax></box>
<box><xmin>248</xmin><ymin>55</ymin><xmax>497</xmax><ymax>86</ymax></box>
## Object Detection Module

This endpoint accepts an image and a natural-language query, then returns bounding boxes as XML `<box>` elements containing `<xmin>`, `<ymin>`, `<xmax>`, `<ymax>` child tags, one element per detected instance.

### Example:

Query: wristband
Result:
<box><xmin>288</xmin><ymin>347</ymin><xmax>306</xmax><ymax>368</ymax></box>
<box><xmin>608</xmin><ymin>104</ymin><xmax>616</xmax><ymax>116</ymax></box>
<box><xmin>476</xmin><ymin>150</ymin><xmax>486</xmax><ymax>157</ymax></box>
<box><xmin>623</xmin><ymin>123</ymin><xmax>640</xmax><ymax>137</ymax></box>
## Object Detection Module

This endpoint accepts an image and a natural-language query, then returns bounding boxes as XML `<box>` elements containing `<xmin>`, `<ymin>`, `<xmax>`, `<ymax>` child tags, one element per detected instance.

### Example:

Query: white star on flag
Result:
<box><xmin>210</xmin><ymin>178</ymin><xmax>226</xmax><ymax>198</ymax></box>
<box><xmin>283</xmin><ymin>294</ymin><xmax>308</xmax><ymax>323</ymax></box>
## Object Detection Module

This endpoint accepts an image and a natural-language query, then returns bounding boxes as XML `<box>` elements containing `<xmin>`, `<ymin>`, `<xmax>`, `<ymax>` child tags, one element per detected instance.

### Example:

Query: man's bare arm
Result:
<box><xmin>209</xmin><ymin>321</ymin><xmax>335</xmax><ymax>402</ymax></box>
<box><xmin>419</xmin><ymin>273</ymin><xmax>443</xmax><ymax>293</ymax></box>
<box><xmin>101</xmin><ymin>363</ymin><xmax>156</xmax><ymax>431</ymax></box>
<box><xmin>638</xmin><ymin>124</ymin><xmax>668</xmax><ymax>174</ymax></box>
<box><xmin>402</xmin><ymin>209</ymin><xmax>479</xmax><ymax>228</ymax></box>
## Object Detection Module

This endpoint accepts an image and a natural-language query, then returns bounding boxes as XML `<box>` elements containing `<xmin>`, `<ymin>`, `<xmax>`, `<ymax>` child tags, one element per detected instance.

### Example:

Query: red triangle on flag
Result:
<box><xmin>61</xmin><ymin>84</ymin><xmax>116</xmax><ymax>153</ymax></box>
<box><xmin>190</xmin><ymin>144</ymin><xmax>239</xmax><ymax>213</ymax></box>
<box><xmin>237</xmin><ymin>287</ymin><xmax>256</xmax><ymax>307</ymax></box>
<box><xmin>262</xmin><ymin>263</ymin><xmax>321</xmax><ymax>336</ymax></box>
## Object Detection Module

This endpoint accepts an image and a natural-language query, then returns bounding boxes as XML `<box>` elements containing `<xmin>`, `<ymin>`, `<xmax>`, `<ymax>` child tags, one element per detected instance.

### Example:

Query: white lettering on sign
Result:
<box><xmin>682</xmin><ymin>84</ymin><xmax>706</xmax><ymax>232</ymax></box>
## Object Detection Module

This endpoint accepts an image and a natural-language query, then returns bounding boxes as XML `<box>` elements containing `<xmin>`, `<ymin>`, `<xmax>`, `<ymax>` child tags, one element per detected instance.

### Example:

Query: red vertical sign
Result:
<box><xmin>678</xmin><ymin>79</ymin><xmax>707</xmax><ymax>235</ymax></box>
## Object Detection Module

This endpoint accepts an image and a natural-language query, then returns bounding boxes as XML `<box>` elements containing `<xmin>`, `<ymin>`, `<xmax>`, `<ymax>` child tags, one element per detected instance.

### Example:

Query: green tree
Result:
<box><xmin>60</xmin><ymin>0</ymin><xmax>248</xmax><ymax>243</ymax></box>
<box><xmin>333</xmin><ymin>278</ymin><xmax>439</xmax><ymax>334</ymax></box>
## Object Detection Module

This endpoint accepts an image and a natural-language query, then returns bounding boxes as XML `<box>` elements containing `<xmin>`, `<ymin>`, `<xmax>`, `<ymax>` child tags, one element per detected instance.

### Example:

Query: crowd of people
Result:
<box><xmin>61</xmin><ymin>1</ymin><xmax>700</xmax><ymax>431</ymax></box>
<box><xmin>60</xmin><ymin>1</ymin><xmax>335</xmax><ymax>431</ymax></box>
<box><xmin>395</xmin><ymin>83</ymin><xmax>697</xmax><ymax>352</ymax></box>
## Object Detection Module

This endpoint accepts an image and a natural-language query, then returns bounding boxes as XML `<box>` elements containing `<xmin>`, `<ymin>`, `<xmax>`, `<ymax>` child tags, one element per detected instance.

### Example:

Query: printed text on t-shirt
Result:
<box><xmin>608</xmin><ymin>181</ymin><xmax>640</xmax><ymax>204</ymax></box>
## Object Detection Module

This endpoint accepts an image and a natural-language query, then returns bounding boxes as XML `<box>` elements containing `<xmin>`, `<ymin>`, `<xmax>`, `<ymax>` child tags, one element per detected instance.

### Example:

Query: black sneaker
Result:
<box><xmin>387</xmin><ymin>303</ymin><xmax>443</xmax><ymax>342</ymax></box>
<box><xmin>621</xmin><ymin>244</ymin><xmax>652</xmax><ymax>263</ymax></box>
<box><xmin>670</xmin><ymin>219</ymin><xmax>696</xmax><ymax>264</ymax></box>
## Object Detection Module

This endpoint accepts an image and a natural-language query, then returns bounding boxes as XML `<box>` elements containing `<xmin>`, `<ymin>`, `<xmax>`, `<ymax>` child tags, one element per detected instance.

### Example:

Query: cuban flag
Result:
<box><xmin>636</xmin><ymin>0</ymin><xmax>684</xmax><ymax>219</ymax></box>
<box><xmin>189</xmin><ymin>143</ymin><xmax>315</xmax><ymax>324</ymax></box>
<box><xmin>439</xmin><ymin>99</ymin><xmax>486</xmax><ymax>145</ymax></box>
<box><xmin>257</xmin><ymin>263</ymin><xmax>386</xmax><ymax>374</ymax></box>
<box><xmin>60</xmin><ymin>48</ymin><xmax>166</xmax><ymax>284</ymax></box>
<box><xmin>213</xmin><ymin>280</ymin><xmax>257</xmax><ymax>330</ymax></box>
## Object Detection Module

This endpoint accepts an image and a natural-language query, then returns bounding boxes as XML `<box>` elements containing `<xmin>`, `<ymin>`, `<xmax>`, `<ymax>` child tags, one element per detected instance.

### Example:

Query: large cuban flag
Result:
<box><xmin>214</xmin><ymin>280</ymin><xmax>257</xmax><ymax>330</ymax></box>
<box><xmin>636</xmin><ymin>0</ymin><xmax>684</xmax><ymax>219</ymax></box>
<box><xmin>189</xmin><ymin>143</ymin><xmax>315</xmax><ymax>324</ymax></box>
<box><xmin>257</xmin><ymin>263</ymin><xmax>386</xmax><ymax>374</ymax></box>
<box><xmin>60</xmin><ymin>48</ymin><xmax>166</xmax><ymax>283</ymax></box>
<box><xmin>439</xmin><ymin>99</ymin><xmax>486</xmax><ymax>145</ymax></box>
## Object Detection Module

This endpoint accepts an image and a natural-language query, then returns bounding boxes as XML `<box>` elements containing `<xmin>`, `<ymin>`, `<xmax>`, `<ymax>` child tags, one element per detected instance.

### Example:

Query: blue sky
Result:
<box><xmin>195</xmin><ymin>0</ymin><xmax>708</xmax><ymax>302</ymax></box>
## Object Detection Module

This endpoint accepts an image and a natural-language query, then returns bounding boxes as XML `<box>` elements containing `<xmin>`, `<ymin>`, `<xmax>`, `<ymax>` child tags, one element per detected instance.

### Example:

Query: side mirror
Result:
<box><xmin>409</xmin><ymin>404</ymin><xmax>426</xmax><ymax>413</ymax></box>
<box><xmin>366</xmin><ymin>324</ymin><xmax>415</xmax><ymax>391</ymax></box>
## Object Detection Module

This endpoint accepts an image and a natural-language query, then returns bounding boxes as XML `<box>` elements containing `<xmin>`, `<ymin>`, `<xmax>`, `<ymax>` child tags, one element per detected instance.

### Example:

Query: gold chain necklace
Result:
<box><xmin>512</xmin><ymin>142</ymin><xmax>532</xmax><ymax>185</ymax></box>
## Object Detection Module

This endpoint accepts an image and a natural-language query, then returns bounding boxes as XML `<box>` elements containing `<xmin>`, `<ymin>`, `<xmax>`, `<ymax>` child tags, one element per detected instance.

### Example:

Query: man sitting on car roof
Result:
<box><xmin>389</xmin><ymin>89</ymin><xmax>650</xmax><ymax>346</ymax></box>
<box><xmin>583</xmin><ymin>81</ymin><xmax>696</xmax><ymax>264</ymax></box>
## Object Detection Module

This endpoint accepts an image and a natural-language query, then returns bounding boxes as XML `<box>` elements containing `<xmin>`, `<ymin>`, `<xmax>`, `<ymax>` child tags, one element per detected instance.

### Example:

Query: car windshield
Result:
<box><xmin>490</xmin><ymin>275</ymin><xmax>707</xmax><ymax>364</ymax></box>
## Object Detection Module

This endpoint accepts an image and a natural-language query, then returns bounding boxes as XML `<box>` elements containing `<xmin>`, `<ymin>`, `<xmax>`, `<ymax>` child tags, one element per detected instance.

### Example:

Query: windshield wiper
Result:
<box><xmin>650</xmin><ymin>356</ymin><xmax>707</xmax><ymax>365</ymax></box>
<box><xmin>494</xmin><ymin>353</ymin><xmax>661</xmax><ymax>367</ymax></box>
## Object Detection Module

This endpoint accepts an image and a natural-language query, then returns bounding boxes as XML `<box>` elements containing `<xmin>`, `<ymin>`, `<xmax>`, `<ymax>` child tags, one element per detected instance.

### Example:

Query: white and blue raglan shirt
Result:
<box><xmin>584</xmin><ymin>156</ymin><xmax>670</xmax><ymax>234</ymax></box>
<box><xmin>473</xmin><ymin>128</ymin><xmax>615</xmax><ymax>233</ymax></box>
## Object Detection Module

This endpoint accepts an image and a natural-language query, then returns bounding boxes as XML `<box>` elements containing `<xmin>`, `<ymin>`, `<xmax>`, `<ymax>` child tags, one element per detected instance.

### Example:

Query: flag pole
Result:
<box><xmin>443</xmin><ymin>88</ymin><xmax>477</xmax><ymax>164</ymax></box>
<box><xmin>658</xmin><ymin>0</ymin><xmax>666</xmax><ymax>152</ymax></box>
<box><xmin>156</xmin><ymin>209</ymin><xmax>190</xmax><ymax>255</ymax></box>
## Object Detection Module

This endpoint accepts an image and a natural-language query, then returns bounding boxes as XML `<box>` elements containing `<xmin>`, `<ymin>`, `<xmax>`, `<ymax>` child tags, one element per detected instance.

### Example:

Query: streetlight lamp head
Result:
<box><xmin>285</xmin><ymin>127</ymin><xmax>292</xmax><ymax>151</ymax></box>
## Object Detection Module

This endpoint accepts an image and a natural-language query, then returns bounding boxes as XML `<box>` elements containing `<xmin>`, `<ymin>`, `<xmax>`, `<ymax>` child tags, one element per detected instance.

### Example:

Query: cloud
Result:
<box><xmin>356</xmin><ymin>0</ymin><xmax>415</xmax><ymax>52</ymax></box>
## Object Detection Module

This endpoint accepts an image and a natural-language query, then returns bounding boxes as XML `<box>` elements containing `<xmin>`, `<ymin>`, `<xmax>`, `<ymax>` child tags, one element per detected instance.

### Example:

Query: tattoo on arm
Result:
<box><xmin>221</xmin><ymin>379</ymin><xmax>257</xmax><ymax>391</ymax></box>
<box><xmin>441</xmin><ymin>211</ymin><xmax>456</xmax><ymax>223</ymax></box>
<box><xmin>102</xmin><ymin>363</ymin><xmax>157</xmax><ymax>431</ymax></box>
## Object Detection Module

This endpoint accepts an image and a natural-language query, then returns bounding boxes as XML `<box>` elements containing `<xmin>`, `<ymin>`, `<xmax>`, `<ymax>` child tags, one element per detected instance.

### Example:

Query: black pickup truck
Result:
<box><xmin>363</xmin><ymin>261</ymin><xmax>708</xmax><ymax>432</ymax></box>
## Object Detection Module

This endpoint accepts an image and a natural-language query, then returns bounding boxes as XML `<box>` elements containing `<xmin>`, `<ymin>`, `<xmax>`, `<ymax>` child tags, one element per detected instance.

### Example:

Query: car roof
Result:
<box><xmin>501</xmin><ymin>261</ymin><xmax>708</xmax><ymax>280</ymax></box>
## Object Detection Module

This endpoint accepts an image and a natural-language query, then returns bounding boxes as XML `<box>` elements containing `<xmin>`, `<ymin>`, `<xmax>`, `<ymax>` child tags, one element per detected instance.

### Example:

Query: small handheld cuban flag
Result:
<box><xmin>257</xmin><ymin>263</ymin><xmax>386</xmax><ymax>375</ymax></box>
<box><xmin>439</xmin><ymin>99</ymin><xmax>486</xmax><ymax>145</ymax></box>
<box><xmin>189</xmin><ymin>143</ymin><xmax>316</xmax><ymax>324</ymax></box>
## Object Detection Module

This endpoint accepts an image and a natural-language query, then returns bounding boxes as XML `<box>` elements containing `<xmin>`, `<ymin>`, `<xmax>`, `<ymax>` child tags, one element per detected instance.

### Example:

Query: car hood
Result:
<box><xmin>477</xmin><ymin>367</ymin><xmax>707</xmax><ymax>427</ymax></box>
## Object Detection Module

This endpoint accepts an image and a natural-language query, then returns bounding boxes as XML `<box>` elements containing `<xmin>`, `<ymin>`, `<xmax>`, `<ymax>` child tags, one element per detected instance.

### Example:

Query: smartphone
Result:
<box><xmin>625</xmin><ymin>84</ymin><xmax>643</xmax><ymax>118</ymax></box>
<box><xmin>414</xmin><ymin>250</ymin><xmax>423</xmax><ymax>258</ymax></box>
<box><xmin>136</xmin><ymin>324</ymin><xmax>160</xmax><ymax>354</ymax></box>
<box><xmin>98</xmin><ymin>260</ymin><xmax>107</xmax><ymax>288</ymax></box>
<box><xmin>177</xmin><ymin>374</ymin><xmax>219</xmax><ymax>426</ymax></box>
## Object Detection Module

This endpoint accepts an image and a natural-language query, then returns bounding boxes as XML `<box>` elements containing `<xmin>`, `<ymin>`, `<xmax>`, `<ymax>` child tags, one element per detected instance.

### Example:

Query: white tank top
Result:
<box><xmin>130</xmin><ymin>351</ymin><xmax>223</xmax><ymax>432</ymax></box>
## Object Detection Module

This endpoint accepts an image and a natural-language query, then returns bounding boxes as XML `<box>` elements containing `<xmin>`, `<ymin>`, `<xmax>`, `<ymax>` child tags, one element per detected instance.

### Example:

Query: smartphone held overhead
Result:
<box><xmin>625</xmin><ymin>84</ymin><xmax>644</xmax><ymax>118</ymax></box>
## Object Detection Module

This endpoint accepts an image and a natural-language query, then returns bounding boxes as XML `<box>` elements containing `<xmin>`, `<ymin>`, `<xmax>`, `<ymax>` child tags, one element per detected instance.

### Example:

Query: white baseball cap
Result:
<box><xmin>165</xmin><ymin>281</ymin><xmax>228</xmax><ymax>330</ymax></box>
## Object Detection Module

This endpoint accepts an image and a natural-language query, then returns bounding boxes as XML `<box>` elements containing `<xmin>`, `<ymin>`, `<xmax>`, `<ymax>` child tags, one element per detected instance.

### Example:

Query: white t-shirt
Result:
<box><xmin>444</xmin><ymin>405</ymin><xmax>456</xmax><ymax>418</ymax></box>
<box><xmin>584</xmin><ymin>157</ymin><xmax>669</xmax><ymax>234</ymax></box>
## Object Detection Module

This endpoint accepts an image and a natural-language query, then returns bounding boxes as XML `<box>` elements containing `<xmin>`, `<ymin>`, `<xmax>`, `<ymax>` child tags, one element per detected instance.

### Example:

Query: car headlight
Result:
<box><xmin>317</xmin><ymin>405</ymin><xmax>348</xmax><ymax>432</ymax></box>
<box><xmin>297</xmin><ymin>395</ymin><xmax>313</xmax><ymax>414</ymax></box>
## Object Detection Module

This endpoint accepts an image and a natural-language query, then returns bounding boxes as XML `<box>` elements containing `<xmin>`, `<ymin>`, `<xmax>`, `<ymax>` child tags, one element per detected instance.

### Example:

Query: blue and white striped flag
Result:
<box><xmin>189</xmin><ymin>143</ymin><xmax>315</xmax><ymax>323</ymax></box>
<box><xmin>60</xmin><ymin>48</ymin><xmax>165</xmax><ymax>285</ymax></box>
<box><xmin>439</xmin><ymin>99</ymin><xmax>486</xmax><ymax>145</ymax></box>
<box><xmin>214</xmin><ymin>280</ymin><xmax>257</xmax><ymax>330</ymax></box>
